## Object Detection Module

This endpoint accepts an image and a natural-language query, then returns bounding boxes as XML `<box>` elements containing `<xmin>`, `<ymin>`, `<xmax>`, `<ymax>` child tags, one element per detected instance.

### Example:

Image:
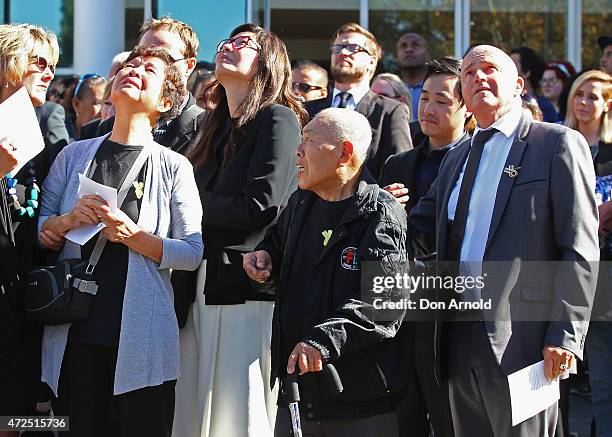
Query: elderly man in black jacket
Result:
<box><xmin>244</xmin><ymin>108</ymin><xmax>409</xmax><ymax>437</ymax></box>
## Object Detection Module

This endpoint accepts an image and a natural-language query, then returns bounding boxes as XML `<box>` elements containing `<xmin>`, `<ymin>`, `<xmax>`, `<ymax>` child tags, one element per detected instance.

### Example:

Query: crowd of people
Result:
<box><xmin>0</xmin><ymin>13</ymin><xmax>611</xmax><ymax>437</ymax></box>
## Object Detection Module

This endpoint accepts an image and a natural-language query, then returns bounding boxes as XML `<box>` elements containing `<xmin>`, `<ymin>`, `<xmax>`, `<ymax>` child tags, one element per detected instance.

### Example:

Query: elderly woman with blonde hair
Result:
<box><xmin>0</xmin><ymin>22</ymin><xmax>59</xmax><ymax>434</ymax></box>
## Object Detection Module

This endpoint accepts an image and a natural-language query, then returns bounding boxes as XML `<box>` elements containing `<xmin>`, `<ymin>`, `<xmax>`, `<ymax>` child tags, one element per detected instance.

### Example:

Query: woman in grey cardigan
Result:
<box><xmin>38</xmin><ymin>45</ymin><xmax>203</xmax><ymax>437</ymax></box>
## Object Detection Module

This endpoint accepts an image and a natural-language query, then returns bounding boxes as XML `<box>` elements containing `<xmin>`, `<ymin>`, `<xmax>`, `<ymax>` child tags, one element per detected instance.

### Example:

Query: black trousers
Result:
<box><xmin>274</xmin><ymin>407</ymin><xmax>398</xmax><ymax>437</ymax></box>
<box><xmin>447</xmin><ymin>321</ymin><xmax>557</xmax><ymax>437</ymax></box>
<box><xmin>52</xmin><ymin>341</ymin><xmax>176</xmax><ymax>437</ymax></box>
<box><xmin>396</xmin><ymin>321</ymin><xmax>455</xmax><ymax>437</ymax></box>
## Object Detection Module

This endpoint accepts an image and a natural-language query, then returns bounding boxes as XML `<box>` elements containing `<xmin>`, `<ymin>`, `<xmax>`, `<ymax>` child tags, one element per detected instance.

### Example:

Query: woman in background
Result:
<box><xmin>0</xmin><ymin>23</ymin><xmax>59</xmax><ymax>430</ymax></box>
<box><xmin>565</xmin><ymin>69</ymin><xmax>612</xmax><ymax>437</ymax></box>
<box><xmin>540</xmin><ymin>61</ymin><xmax>575</xmax><ymax>121</ymax></box>
<box><xmin>371</xmin><ymin>72</ymin><xmax>412</xmax><ymax>119</ymax></box>
<box><xmin>173</xmin><ymin>23</ymin><xmax>307</xmax><ymax>437</ymax></box>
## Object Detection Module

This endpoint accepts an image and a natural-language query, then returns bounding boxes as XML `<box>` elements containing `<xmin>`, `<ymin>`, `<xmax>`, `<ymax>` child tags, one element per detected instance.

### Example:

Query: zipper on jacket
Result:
<box><xmin>374</xmin><ymin>362</ymin><xmax>390</xmax><ymax>393</ymax></box>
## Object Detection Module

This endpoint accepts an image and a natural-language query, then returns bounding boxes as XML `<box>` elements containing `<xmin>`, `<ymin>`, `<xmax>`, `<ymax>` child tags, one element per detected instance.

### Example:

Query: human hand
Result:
<box><xmin>543</xmin><ymin>346</ymin><xmax>574</xmax><ymax>381</ymax></box>
<box><xmin>243</xmin><ymin>250</ymin><xmax>273</xmax><ymax>283</ymax></box>
<box><xmin>0</xmin><ymin>138</ymin><xmax>18</xmax><ymax>175</ymax></box>
<box><xmin>39</xmin><ymin>228</ymin><xmax>65</xmax><ymax>251</ymax></box>
<box><xmin>287</xmin><ymin>342</ymin><xmax>323</xmax><ymax>375</ymax></box>
<box><xmin>383</xmin><ymin>183</ymin><xmax>409</xmax><ymax>205</ymax></box>
<box><xmin>96</xmin><ymin>208</ymin><xmax>140</xmax><ymax>243</ymax></box>
<box><xmin>68</xmin><ymin>194</ymin><xmax>107</xmax><ymax>228</ymax></box>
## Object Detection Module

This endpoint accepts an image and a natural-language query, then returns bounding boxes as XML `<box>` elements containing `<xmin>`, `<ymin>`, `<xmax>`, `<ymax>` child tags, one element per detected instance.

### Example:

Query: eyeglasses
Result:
<box><xmin>30</xmin><ymin>55</ymin><xmax>55</xmax><ymax>74</ymax></box>
<box><xmin>74</xmin><ymin>73</ymin><xmax>103</xmax><ymax>98</ymax></box>
<box><xmin>330</xmin><ymin>43</ymin><xmax>372</xmax><ymax>56</ymax></box>
<box><xmin>292</xmin><ymin>82</ymin><xmax>324</xmax><ymax>93</ymax></box>
<box><xmin>539</xmin><ymin>78</ymin><xmax>560</xmax><ymax>86</ymax></box>
<box><xmin>216</xmin><ymin>36</ymin><xmax>261</xmax><ymax>53</ymax></box>
<box><xmin>170</xmin><ymin>55</ymin><xmax>189</xmax><ymax>63</ymax></box>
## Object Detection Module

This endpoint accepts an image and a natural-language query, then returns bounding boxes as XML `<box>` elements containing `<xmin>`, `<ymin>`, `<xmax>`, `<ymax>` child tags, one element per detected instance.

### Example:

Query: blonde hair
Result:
<box><xmin>564</xmin><ymin>70</ymin><xmax>612</xmax><ymax>144</ymax></box>
<box><xmin>139</xmin><ymin>16</ymin><xmax>199</xmax><ymax>59</ymax></box>
<box><xmin>0</xmin><ymin>23</ymin><xmax>59</xmax><ymax>86</ymax></box>
<box><xmin>372</xmin><ymin>73</ymin><xmax>413</xmax><ymax>118</ymax></box>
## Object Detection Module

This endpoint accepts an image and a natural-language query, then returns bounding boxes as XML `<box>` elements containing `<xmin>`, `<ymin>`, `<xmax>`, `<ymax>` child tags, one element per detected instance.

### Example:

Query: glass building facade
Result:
<box><xmin>2</xmin><ymin>0</ymin><xmax>610</xmax><ymax>73</ymax></box>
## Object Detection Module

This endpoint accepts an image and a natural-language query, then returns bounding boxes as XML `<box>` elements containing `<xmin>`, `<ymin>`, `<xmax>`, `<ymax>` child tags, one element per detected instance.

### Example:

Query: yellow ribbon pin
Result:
<box><xmin>132</xmin><ymin>181</ymin><xmax>144</xmax><ymax>199</ymax></box>
<box><xmin>322</xmin><ymin>230</ymin><xmax>333</xmax><ymax>247</ymax></box>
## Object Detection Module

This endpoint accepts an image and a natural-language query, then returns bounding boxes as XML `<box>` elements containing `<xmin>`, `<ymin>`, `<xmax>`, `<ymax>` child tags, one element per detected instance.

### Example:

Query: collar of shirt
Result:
<box><xmin>425</xmin><ymin>133</ymin><xmax>466</xmax><ymax>157</ymax></box>
<box><xmin>472</xmin><ymin>108</ymin><xmax>522</xmax><ymax>144</ymax></box>
<box><xmin>332</xmin><ymin>82</ymin><xmax>371</xmax><ymax>109</ymax></box>
<box><xmin>405</xmin><ymin>81</ymin><xmax>423</xmax><ymax>91</ymax></box>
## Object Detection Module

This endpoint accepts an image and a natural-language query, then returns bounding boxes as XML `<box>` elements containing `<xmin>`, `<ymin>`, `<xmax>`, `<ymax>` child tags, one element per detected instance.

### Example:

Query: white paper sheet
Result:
<box><xmin>507</xmin><ymin>360</ymin><xmax>560</xmax><ymax>426</ymax></box>
<box><xmin>0</xmin><ymin>87</ymin><xmax>45</xmax><ymax>175</ymax></box>
<box><xmin>64</xmin><ymin>174</ymin><xmax>118</xmax><ymax>245</ymax></box>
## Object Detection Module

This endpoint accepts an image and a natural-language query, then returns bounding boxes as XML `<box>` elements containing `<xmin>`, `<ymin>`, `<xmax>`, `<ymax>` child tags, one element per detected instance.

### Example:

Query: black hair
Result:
<box><xmin>509</xmin><ymin>46</ymin><xmax>546</xmax><ymax>91</ymax></box>
<box><xmin>424</xmin><ymin>57</ymin><xmax>464</xmax><ymax>103</ymax></box>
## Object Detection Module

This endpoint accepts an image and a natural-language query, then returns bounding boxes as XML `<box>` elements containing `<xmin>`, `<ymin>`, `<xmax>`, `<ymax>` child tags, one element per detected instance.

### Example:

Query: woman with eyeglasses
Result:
<box><xmin>540</xmin><ymin>61</ymin><xmax>576</xmax><ymax>121</ymax></box>
<box><xmin>0</xmin><ymin>22</ymin><xmax>59</xmax><ymax>429</ymax></box>
<box><xmin>38</xmin><ymin>44</ymin><xmax>203</xmax><ymax>436</ymax></box>
<box><xmin>70</xmin><ymin>74</ymin><xmax>106</xmax><ymax>140</ymax></box>
<box><xmin>371</xmin><ymin>73</ymin><xmax>413</xmax><ymax>118</ymax></box>
<box><xmin>172</xmin><ymin>23</ymin><xmax>307</xmax><ymax>437</ymax></box>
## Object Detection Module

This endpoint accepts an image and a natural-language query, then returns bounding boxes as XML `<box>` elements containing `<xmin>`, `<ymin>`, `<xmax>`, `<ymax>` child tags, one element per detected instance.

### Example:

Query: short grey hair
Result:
<box><xmin>314</xmin><ymin>108</ymin><xmax>372</xmax><ymax>160</ymax></box>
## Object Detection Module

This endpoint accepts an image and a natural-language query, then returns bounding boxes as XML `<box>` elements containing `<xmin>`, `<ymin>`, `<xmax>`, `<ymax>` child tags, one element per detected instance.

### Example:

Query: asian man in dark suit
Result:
<box><xmin>305</xmin><ymin>23</ymin><xmax>412</xmax><ymax>179</ymax></box>
<box><xmin>408</xmin><ymin>45</ymin><xmax>599</xmax><ymax>436</ymax></box>
<box><xmin>95</xmin><ymin>16</ymin><xmax>205</xmax><ymax>157</ymax></box>
<box><xmin>379</xmin><ymin>57</ymin><xmax>471</xmax><ymax>437</ymax></box>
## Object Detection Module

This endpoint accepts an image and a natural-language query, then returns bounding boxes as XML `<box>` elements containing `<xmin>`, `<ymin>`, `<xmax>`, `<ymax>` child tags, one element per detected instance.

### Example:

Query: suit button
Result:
<box><xmin>300</xmin><ymin>200</ymin><xmax>305</xmax><ymax>204</ymax></box>
<box><xmin>306</xmin><ymin>403</ymin><xmax>313</xmax><ymax>408</ymax></box>
<box><xmin>307</xmin><ymin>412</ymin><xmax>314</xmax><ymax>419</ymax></box>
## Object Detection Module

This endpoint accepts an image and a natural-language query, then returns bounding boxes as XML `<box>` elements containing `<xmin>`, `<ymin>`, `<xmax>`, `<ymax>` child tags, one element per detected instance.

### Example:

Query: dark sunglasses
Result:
<box><xmin>292</xmin><ymin>82</ymin><xmax>324</xmax><ymax>93</ymax></box>
<box><xmin>216</xmin><ymin>35</ymin><xmax>260</xmax><ymax>53</ymax></box>
<box><xmin>74</xmin><ymin>73</ymin><xmax>104</xmax><ymax>98</ymax></box>
<box><xmin>330</xmin><ymin>43</ymin><xmax>372</xmax><ymax>56</ymax></box>
<box><xmin>30</xmin><ymin>55</ymin><xmax>55</xmax><ymax>74</ymax></box>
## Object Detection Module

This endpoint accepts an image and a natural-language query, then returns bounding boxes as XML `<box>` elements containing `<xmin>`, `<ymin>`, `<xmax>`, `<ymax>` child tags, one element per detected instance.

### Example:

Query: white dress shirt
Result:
<box><xmin>331</xmin><ymin>82</ymin><xmax>371</xmax><ymax>110</ymax></box>
<box><xmin>447</xmin><ymin>108</ymin><xmax>523</xmax><ymax>264</ymax></box>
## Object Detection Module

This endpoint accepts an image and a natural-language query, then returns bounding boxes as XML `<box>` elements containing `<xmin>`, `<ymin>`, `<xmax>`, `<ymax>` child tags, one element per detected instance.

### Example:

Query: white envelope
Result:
<box><xmin>507</xmin><ymin>360</ymin><xmax>560</xmax><ymax>426</ymax></box>
<box><xmin>0</xmin><ymin>87</ymin><xmax>45</xmax><ymax>175</ymax></box>
<box><xmin>64</xmin><ymin>174</ymin><xmax>118</xmax><ymax>245</ymax></box>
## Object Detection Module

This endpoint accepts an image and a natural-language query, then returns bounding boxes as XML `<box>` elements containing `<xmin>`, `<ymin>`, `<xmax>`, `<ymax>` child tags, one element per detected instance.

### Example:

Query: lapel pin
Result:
<box><xmin>504</xmin><ymin>165</ymin><xmax>521</xmax><ymax>178</ymax></box>
<box><xmin>132</xmin><ymin>181</ymin><xmax>145</xmax><ymax>199</ymax></box>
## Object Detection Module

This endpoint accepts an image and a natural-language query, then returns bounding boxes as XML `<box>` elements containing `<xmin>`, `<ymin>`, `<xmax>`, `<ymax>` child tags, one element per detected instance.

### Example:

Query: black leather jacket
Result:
<box><xmin>258</xmin><ymin>177</ymin><xmax>410</xmax><ymax>420</ymax></box>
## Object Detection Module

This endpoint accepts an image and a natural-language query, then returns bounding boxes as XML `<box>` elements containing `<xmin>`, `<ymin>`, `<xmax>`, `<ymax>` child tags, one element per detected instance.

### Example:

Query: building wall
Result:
<box><xmin>2</xmin><ymin>0</ymin><xmax>609</xmax><ymax>74</ymax></box>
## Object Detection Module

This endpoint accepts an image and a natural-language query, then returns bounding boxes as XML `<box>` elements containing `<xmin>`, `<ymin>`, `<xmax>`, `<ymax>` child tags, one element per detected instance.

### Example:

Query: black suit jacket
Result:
<box><xmin>379</xmin><ymin>131</ymin><xmax>470</xmax><ymax>215</ymax></box>
<box><xmin>185</xmin><ymin>104</ymin><xmax>301</xmax><ymax>308</ymax></box>
<box><xmin>78</xmin><ymin>117</ymin><xmax>102</xmax><ymax>141</ymax></box>
<box><xmin>34</xmin><ymin>101</ymin><xmax>70</xmax><ymax>174</ymax></box>
<box><xmin>95</xmin><ymin>93</ymin><xmax>205</xmax><ymax>156</ymax></box>
<box><xmin>409</xmin><ymin>113</ymin><xmax>599</xmax><ymax>382</ymax></box>
<box><xmin>305</xmin><ymin>91</ymin><xmax>412</xmax><ymax>179</ymax></box>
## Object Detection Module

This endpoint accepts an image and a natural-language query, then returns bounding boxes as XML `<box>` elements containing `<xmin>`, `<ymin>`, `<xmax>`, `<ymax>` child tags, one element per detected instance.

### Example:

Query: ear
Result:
<box><xmin>157</xmin><ymin>96</ymin><xmax>173</xmax><ymax>115</ymax></box>
<box><xmin>185</xmin><ymin>57</ymin><xmax>197</xmax><ymax>77</ymax></box>
<box><xmin>515</xmin><ymin>76</ymin><xmax>525</xmax><ymax>98</ymax></box>
<box><xmin>339</xmin><ymin>140</ymin><xmax>354</xmax><ymax>165</ymax></box>
<box><xmin>72</xmin><ymin>96</ymin><xmax>80</xmax><ymax>114</ymax></box>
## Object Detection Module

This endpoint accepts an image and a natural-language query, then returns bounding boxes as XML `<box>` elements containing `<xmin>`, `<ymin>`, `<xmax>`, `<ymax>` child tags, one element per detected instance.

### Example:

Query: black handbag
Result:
<box><xmin>23</xmin><ymin>147</ymin><xmax>150</xmax><ymax>325</ymax></box>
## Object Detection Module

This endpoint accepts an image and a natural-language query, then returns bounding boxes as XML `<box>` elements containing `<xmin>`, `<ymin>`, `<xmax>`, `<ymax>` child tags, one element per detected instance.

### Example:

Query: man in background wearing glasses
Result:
<box><xmin>305</xmin><ymin>23</ymin><xmax>412</xmax><ymax>179</ymax></box>
<box><xmin>95</xmin><ymin>16</ymin><xmax>205</xmax><ymax>157</ymax></box>
<box><xmin>292</xmin><ymin>60</ymin><xmax>329</xmax><ymax>102</ymax></box>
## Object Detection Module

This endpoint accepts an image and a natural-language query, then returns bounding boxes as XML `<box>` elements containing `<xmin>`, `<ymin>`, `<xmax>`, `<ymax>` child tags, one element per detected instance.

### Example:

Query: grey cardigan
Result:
<box><xmin>38</xmin><ymin>134</ymin><xmax>204</xmax><ymax>395</ymax></box>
